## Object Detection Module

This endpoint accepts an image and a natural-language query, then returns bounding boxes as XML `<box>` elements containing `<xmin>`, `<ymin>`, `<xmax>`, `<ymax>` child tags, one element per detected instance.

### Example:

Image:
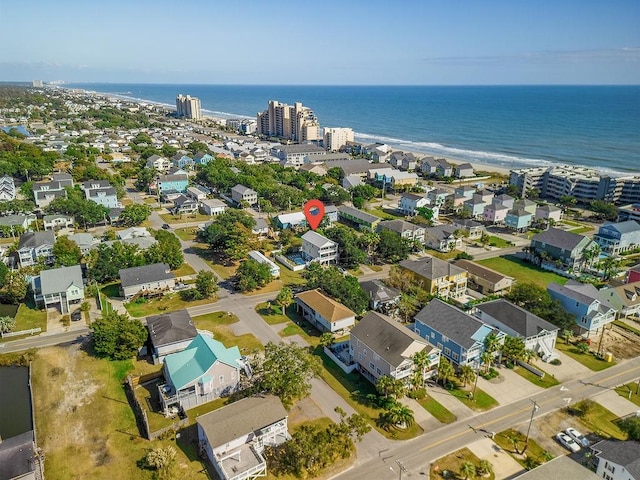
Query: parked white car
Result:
<box><xmin>556</xmin><ymin>432</ymin><xmax>581</xmax><ymax>453</ymax></box>
<box><xmin>565</xmin><ymin>427</ymin><xmax>590</xmax><ymax>447</ymax></box>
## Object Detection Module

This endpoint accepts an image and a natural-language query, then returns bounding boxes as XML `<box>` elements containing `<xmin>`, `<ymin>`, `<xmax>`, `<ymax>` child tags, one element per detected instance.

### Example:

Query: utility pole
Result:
<box><xmin>524</xmin><ymin>400</ymin><xmax>539</xmax><ymax>454</ymax></box>
<box><xmin>471</xmin><ymin>364</ymin><xmax>480</xmax><ymax>399</ymax></box>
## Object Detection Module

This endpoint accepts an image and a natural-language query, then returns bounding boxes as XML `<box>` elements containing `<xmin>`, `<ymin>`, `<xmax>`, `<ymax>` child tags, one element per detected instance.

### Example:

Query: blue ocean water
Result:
<box><xmin>66</xmin><ymin>84</ymin><xmax>640</xmax><ymax>175</ymax></box>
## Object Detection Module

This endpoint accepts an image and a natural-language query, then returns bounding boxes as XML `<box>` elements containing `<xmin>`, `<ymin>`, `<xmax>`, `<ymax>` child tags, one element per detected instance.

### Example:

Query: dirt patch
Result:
<box><xmin>599</xmin><ymin>326</ymin><xmax>640</xmax><ymax>359</ymax></box>
<box><xmin>288</xmin><ymin>397</ymin><xmax>325</xmax><ymax>427</ymax></box>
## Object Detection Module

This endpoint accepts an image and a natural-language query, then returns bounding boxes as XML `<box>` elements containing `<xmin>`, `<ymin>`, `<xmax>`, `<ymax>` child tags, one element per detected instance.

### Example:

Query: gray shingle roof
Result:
<box><xmin>378</xmin><ymin>220</ymin><xmax>423</xmax><ymax>235</ymax></box>
<box><xmin>119</xmin><ymin>263</ymin><xmax>174</xmax><ymax>288</ymax></box>
<box><xmin>197</xmin><ymin>395</ymin><xmax>287</xmax><ymax>448</ymax></box>
<box><xmin>399</xmin><ymin>256</ymin><xmax>466</xmax><ymax>280</ymax></box>
<box><xmin>414</xmin><ymin>299</ymin><xmax>484</xmax><ymax>349</ymax></box>
<box><xmin>531</xmin><ymin>228</ymin><xmax>588</xmax><ymax>251</ymax></box>
<box><xmin>591</xmin><ymin>439</ymin><xmax>640</xmax><ymax>479</ymax></box>
<box><xmin>548</xmin><ymin>280</ymin><xmax>600</xmax><ymax>306</ymax></box>
<box><xmin>18</xmin><ymin>231</ymin><xmax>55</xmax><ymax>249</ymax></box>
<box><xmin>39</xmin><ymin>265</ymin><xmax>83</xmax><ymax>296</ymax></box>
<box><xmin>454</xmin><ymin>259</ymin><xmax>513</xmax><ymax>285</ymax></box>
<box><xmin>338</xmin><ymin>205</ymin><xmax>381</xmax><ymax>224</ymax></box>
<box><xmin>359</xmin><ymin>280</ymin><xmax>400</xmax><ymax>304</ymax></box>
<box><xmin>600</xmin><ymin>220</ymin><xmax>640</xmax><ymax>234</ymax></box>
<box><xmin>424</xmin><ymin>225</ymin><xmax>456</xmax><ymax>241</ymax></box>
<box><xmin>475</xmin><ymin>299</ymin><xmax>558</xmax><ymax>338</ymax></box>
<box><xmin>147</xmin><ymin>309</ymin><xmax>197</xmax><ymax>349</ymax></box>
<box><xmin>351</xmin><ymin>311</ymin><xmax>430</xmax><ymax>367</ymax></box>
<box><xmin>301</xmin><ymin>230</ymin><xmax>335</xmax><ymax>248</ymax></box>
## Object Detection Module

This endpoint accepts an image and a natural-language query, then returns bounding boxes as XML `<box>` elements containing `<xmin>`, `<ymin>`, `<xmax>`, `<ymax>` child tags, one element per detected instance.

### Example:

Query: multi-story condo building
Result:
<box><xmin>175</xmin><ymin>94</ymin><xmax>202</xmax><ymax>120</ymax></box>
<box><xmin>509</xmin><ymin>165</ymin><xmax>640</xmax><ymax>204</ymax></box>
<box><xmin>323</xmin><ymin>127</ymin><xmax>354</xmax><ymax>152</ymax></box>
<box><xmin>256</xmin><ymin>100</ymin><xmax>320</xmax><ymax>142</ymax></box>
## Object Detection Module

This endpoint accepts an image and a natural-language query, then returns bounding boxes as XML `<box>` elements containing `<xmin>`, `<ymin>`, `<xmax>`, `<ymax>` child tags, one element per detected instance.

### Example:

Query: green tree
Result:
<box><xmin>90</xmin><ymin>310</ymin><xmax>147</xmax><ymax>360</ymax></box>
<box><xmin>458</xmin><ymin>364</ymin><xmax>476</xmax><ymax>387</ymax></box>
<box><xmin>478</xmin><ymin>459</ymin><xmax>494</xmax><ymax>477</ymax></box>
<box><xmin>437</xmin><ymin>357</ymin><xmax>455</xmax><ymax>386</ymax></box>
<box><xmin>501</xmin><ymin>336</ymin><xmax>526</xmax><ymax>365</ymax></box>
<box><xmin>235</xmin><ymin>259</ymin><xmax>273</xmax><ymax>292</ymax></box>
<box><xmin>120</xmin><ymin>204</ymin><xmax>151</xmax><ymax>226</ymax></box>
<box><xmin>145</xmin><ymin>446</ymin><xmax>177</xmax><ymax>480</ymax></box>
<box><xmin>507</xmin><ymin>283</ymin><xmax>575</xmax><ymax>330</ymax></box>
<box><xmin>460</xmin><ymin>461</ymin><xmax>476</xmax><ymax>480</ymax></box>
<box><xmin>319</xmin><ymin>332</ymin><xmax>335</xmax><ymax>349</ymax></box>
<box><xmin>194</xmin><ymin>270</ymin><xmax>218</xmax><ymax>298</ymax></box>
<box><xmin>52</xmin><ymin>235</ymin><xmax>83</xmax><ymax>267</ymax></box>
<box><xmin>144</xmin><ymin>229</ymin><xmax>184</xmax><ymax>270</ymax></box>
<box><xmin>253</xmin><ymin>342</ymin><xmax>322</xmax><ymax>409</ymax></box>
<box><xmin>275</xmin><ymin>286</ymin><xmax>294</xmax><ymax>314</ymax></box>
<box><xmin>589</xmin><ymin>200</ymin><xmax>618</xmax><ymax>221</ymax></box>
<box><xmin>377</xmin><ymin>229</ymin><xmax>411</xmax><ymax>263</ymax></box>
<box><xmin>324</xmin><ymin>225</ymin><xmax>366</xmax><ymax>269</ymax></box>
<box><xmin>596</xmin><ymin>256</ymin><xmax>621</xmax><ymax>281</ymax></box>
<box><xmin>618</xmin><ymin>416</ymin><xmax>640</xmax><ymax>441</ymax></box>
<box><xmin>1</xmin><ymin>271</ymin><xmax>28</xmax><ymax>304</ymax></box>
<box><xmin>0</xmin><ymin>261</ymin><xmax>9</xmax><ymax>288</ymax></box>
<box><xmin>0</xmin><ymin>315</ymin><xmax>16</xmax><ymax>333</ymax></box>
<box><xmin>397</xmin><ymin>293</ymin><xmax>418</xmax><ymax>323</ymax></box>
<box><xmin>411</xmin><ymin>350</ymin><xmax>430</xmax><ymax>388</ymax></box>
<box><xmin>200</xmin><ymin>209</ymin><xmax>256</xmax><ymax>262</ymax></box>
<box><xmin>134</xmin><ymin>167</ymin><xmax>157</xmax><ymax>191</ymax></box>
<box><xmin>376</xmin><ymin>375</ymin><xmax>406</xmax><ymax>399</ymax></box>
<box><xmin>380</xmin><ymin>403</ymin><xmax>414</xmax><ymax>429</ymax></box>
<box><xmin>558</xmin><ymin>195</ymin><xmax>577</xmax><ymax>211</ymax></box>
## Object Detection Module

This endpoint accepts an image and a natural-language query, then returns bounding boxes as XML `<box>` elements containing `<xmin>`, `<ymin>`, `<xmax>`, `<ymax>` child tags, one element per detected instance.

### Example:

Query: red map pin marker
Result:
<box><xmin>303</xmin><ymin>199</ymin><xmax>325</xmax><ymax>230</ymax></box>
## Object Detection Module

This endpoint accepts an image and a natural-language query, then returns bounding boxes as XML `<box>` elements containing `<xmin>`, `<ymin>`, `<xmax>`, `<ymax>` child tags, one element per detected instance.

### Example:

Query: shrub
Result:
<box><xmin>480</xmin><ymin>367</ymin><xmax>499</xmax><ymax>380</ymax></box>
<box><xmin>61</xmin><ymin>315</ymin><xmax>71</xmax><ymax>327</ymax></box>
<box><xmin>455</xmin><ymin>252</ymin><xmax>474</xmax><ymax>260</ymax></box>
<box><xmin>550</xmin><ymin>358</ymin><xmax>562</xmax><ymax>366</ymax></box>
<box><xmin>567</xmin><ymin>399</ymin><xmax>595</xmax><ymax>418</ymax></box>
<box><xmin>408</xmin><ymin>387</ymin><xmax>426</xmax><ymax>400</ymax></box>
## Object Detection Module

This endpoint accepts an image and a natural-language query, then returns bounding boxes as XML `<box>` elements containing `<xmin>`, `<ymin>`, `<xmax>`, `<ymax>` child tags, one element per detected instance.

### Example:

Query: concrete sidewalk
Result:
<box><xmin>401</xmin><ymin>396</ymin><xmax>442</xmax><ymax>432</ymax></box>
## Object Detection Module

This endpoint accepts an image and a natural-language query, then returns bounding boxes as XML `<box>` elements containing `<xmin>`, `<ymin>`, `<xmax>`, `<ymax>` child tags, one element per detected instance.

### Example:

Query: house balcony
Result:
<box><xmin>217</xmin><ymin>443</ymin><xmax>266</xmax><ymax>480</ymax></box>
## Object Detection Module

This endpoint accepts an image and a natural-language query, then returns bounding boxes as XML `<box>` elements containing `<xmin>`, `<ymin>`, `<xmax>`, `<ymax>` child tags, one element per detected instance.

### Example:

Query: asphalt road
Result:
<box><xmin>334</xmin><ymin>357</ymin><xmax>640</xmax><ymax>479</ymax></box>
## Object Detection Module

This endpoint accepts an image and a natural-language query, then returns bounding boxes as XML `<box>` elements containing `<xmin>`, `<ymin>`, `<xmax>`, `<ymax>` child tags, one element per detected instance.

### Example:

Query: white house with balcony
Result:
<box><xmin>301</xmin><ymin>231</ymin><xmax>338</xmax><ymax>265</ymax></box>
<box><xmin>32</xmin><ymin>264</ymin><xmax>84</xmax><ymax>314</ymax></box>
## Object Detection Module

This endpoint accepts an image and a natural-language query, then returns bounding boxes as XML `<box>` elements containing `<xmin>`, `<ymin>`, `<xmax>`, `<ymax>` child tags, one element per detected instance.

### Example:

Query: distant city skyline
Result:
<box><xmin>0</xmin><ymin>0</ymin><xmax>638</xmax><ymax>85</ymax></box>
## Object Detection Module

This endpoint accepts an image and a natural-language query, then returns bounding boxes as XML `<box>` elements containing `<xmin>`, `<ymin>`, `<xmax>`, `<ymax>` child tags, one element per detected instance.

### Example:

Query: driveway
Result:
<box><xmin>593</xmin><ymin>389</ymin><xmax>640</xmax><ymax>418</ymax></box>
<box><xmin>466</xmin><ymin>437</ymin><xmax>523</xmax><ymax>480</ymax></box>
<box><xmin>531</xmin><ymin>351</ymin><xmax>591</xmax><ymax>383</ymax></box>
<box><xmin>476</xmin><ymin>367</ymin><xmax>542</xmax><ymax>405</ymax></box>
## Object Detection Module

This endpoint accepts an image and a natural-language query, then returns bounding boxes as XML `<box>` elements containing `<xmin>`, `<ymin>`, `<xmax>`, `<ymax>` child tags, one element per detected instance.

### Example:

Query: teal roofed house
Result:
<box><xmin>159</xmin><ymin>334</ymin><xmax>243</xmax><ymax>414</ymax></box>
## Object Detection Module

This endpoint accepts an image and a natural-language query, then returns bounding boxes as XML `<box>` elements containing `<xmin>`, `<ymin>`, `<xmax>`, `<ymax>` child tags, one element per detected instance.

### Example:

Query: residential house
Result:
<box><xmin>473</xmin><ymin>299</ymin><xmax>559</xmax><ymax>362</ymax></box>
<box><xmin>436</xmin><ymin>159</ymin><xmax>453</xmax><ymax>177</ymax></box>
<box><xmin>483</xmin><ymin>201</ymin><xmax>510</xmax><ymax>224</ymax></box>
<box><xmin>32</xmin><ymin>181</ymin><xmax>67</xmax><ymax>208</ymax></box>
<box><xmin>159</xmin><ymin>334</ymin><xmax>242</xmax><ymax>413</ymax></box>
<box><xmin>337</xmin><ymin>205</ymin><xmax>381</xmax><ymax>231</ymax></box>
<box><xmin>398</xmin><ymin>192</ymin><xmax>430</xmax><ymax>216</ymax></box>
<box><xmin>463</xmin><ymin>195</ymin><xmax>487</xmax><ymax>219</ymax></box>
<box><xmin>0</xmin><ymin>430</ymin><xmax>37</xmax><ymax>480</ymax></box>
<box><xmin>454</xmin><ymin>259</ymin><xmax>514</xmax><ymax>295</ymax></box>
<box><xmin>230</xmin><ymin>184</ymin><xmax>258</xmax><ymax>206</ymax></box>
<box><xmin>512</xmin><ymin>455</ymin><xmax>600</xmax><ymax>480</ymax></box>
<box><xmin>146</xmin><ymin>154</ymin><xmax>170</xmax><ymax>171</ymax></box>
<box><xmin>342</xmin><ymin>174</ymin><xmax>363</xmax><ymax>189</ymax></box>
<box><xmin>504</xmin><ymin>208</ymin><xmax>533</xmax><ymax>231</ymax></box>
<box><xmin>423</xmin><ymin>225</ymin><xmax>462</xmax><ymax>252</ymax></box>
<box><xmin>359</xmin><ymin>279</ymin><xmax>401</xmax><ymax>313</ymax></box>
<box><xmin>295</xmin><ymin>289</ymin><xmax>356</xmax><ymax>333</ymax></box>
<box><xmin>513</xmin><ymin>198</ymin><xmax>537</xmax><ymax>215</ymax></box>
<box><xmin>197</xmin><ymin>396</ymin><xmax>289</xmax><ymax>480</ymax></box>
<box><xmin>593</xmin><ymin>221</ymin><xmax>640</xmax><ymax>255</ymax></box>
<box><xmin>0</xmin><ymin>214</ymin><xmax>36</xmax><ymax>231</ymax></box>
<box><xmin>494</xmin><ymin>194</ymin><xmax>515</xmax><ymax>209</ymax></box>
<box><xmin>399</xmin><ymin>256</ymin><xmax>468</xmax><ymax>299</ymax></box>
<box><xmin>157</xmin><ymin>174</ymin><xmax>189</xmax><ymax>195</ymax></box>
<box><xmin>32</xmin><ymin>264</ymin><xmax>84</xmax><ymax>314</ymax></box>
<box><xmin>79</xmin><ymin>180</ymin><xmax>120</xmax><ymax>209</ymax></box>
<box><xmin>0</xmin><ymin>176</ymin><xmax>16</xmax><ymax>201</ymax></box>
<box><xmin>172</xmin><ymin>153</ymin><xmax>194</xmax><ymax>169</ymax></box>
<box><xmin>200</xmin><ymin>198</ymin><xmax>227</xmax><ymax>216</ymax></box>
<box><xmin>452</xmin><ymin>219</ymin><xmax>486</xmax><ymax>239</ymax></box>
<box><xmin>173</xmin><ymin>195</ymin><xmax>199</xmax><ymax>215</ymax></box>
<box><xmin>454</xmin><ymin>163</ymin><xmax>474</xmax><ymax>178</ymax></box>
<box><xmin>117</xmin><ymin>227</ymin><xmax>152</xmax><ymax>241</ymax></box>
<box><xmin>530</xmin><ymin>228</ymin><xmax>595</xmax><ymax>271</ymax></box>
<box><xmin>400</xmin><ymin>152</ymin><xmax>419</xmax><ymax>171</ymax></box>
<box><xmin>186</xmin><ymin>186</ymin><xmax>208</xmax><ymax>201</ymax></box>
<box><xmin>194</xmin><ymin>152</ymin><xmax>213</xmax><ymax>166</ymax></box>
<box><xmin>377</xmin><ymin>220</ymin><xmax>425</xmax><ymax>243</ymax></box>
<box><xmin>275</xmin><ymin>211</ymin><xmax>307</xmax><ymax>230</ymax></box>
<box><xmin>248</xmin><ymin>250</ymin><xmax>280</xmax><ymax>278</ymax></box>
<box><xmin>426</xmin><ymin>189</ymin><xmax>451</xmax><ymax>208</ymax></box>
<box><xmin>147</xmin><ymin>309</ymin><xmax>198</xmax><ymax>364</ymax></box>
<box><xmin>420</xmin><ymin>157</ymin><xmax>439</xmax><ymax>176</ymax></box>
<box><xmin>325</xmin><ymin>205</ymin><xmax>339</xmax><ymax>223</ymax></box>
<box><xmin>627</xmin><ymin>264</ymin><xmax>640</xmax><ymax>284</ymax></box>
<box><xmin>548</xmin><ymin>280</ymin><xmax>616</xmax><ymax>334</ymax></box>
<box><xmin>454</xmin><ymin>185</ymin><xmax>476</xmax><ymax>199</ymax></box>
<box><xmin>301</xmin><ymin>231</ymin><xmax>339</xmax><ymax>264</ymax></box>
<box><xmin>599</xmin><ymin>281</ymin><xmax>640</xmax><ymax>319</ymax></box>
<box><xmin>17</xmin><ymin>231</ymin><xmax>55</xmax><ymax>267</ymax></box>
<box><xmin>67</xmin><ymin>233</ymin><xmax>100</xmax><ymax>254</ymax></box>
<box><xmin>272</xmin><ymin>144</ymin><xmax>326</xmax><ymax>167</ymax></box>
<box><xmin>591</xmin><ymin>439</ymin><xmax>640</xmax><ymax>480</ymax></box>
<box><xmin>371</xmin><ymin>168</ymin><xmax>419</xmax><ymax>191</ymax></box>
<box><xmin>350</xmin><ymin>311</ymin><xmax>440</xmax><ymax>384</ymax></box>
<box><xmin>475</xmin><ymin>189</ymin><xmax>494</xmax><ymax>204</ymax></box>
<box><xmin>415</xmin><ymin>299</ymin><xmax>504</xmax><ymax>368</ymax></box>
<box><xmin>534</xmin><ymin>204</ymin><xmax>563</xmax><ymax>223</ymax></box>
<box><xmin>252</xmin><ymin>218</ymin><xmax>269</xmax><ymax>237</ymax></box>
<box><xmin>52</xmin><ymin>173</ymin><xmax>74</xmax><ymax>187</ymax></box>
<box><xmin>299</xmin><ymin>163</ymin><xmax>327</xmax><ymax>176</ymax></box>
<box><xmin>108</xmin><ymin>207</ymin><xmax>124</xmax><ymax>224</ymax></box>
<box><xmin>119</xmin><ymin>263</ymin><xmax>176</xmax><ymax>299</ymax></box>
<box><xmin>43</xmin><ymin>214</ymin><xmax>73</xmax><ymax>230</ymax></box>
<box><xmin>166</xmin><ymin>166</ymin><xmax>189</xmax><ymax>176</ymax></box>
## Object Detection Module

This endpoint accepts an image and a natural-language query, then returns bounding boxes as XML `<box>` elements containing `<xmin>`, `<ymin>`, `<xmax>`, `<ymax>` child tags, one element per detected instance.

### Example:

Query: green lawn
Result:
<box><xmin>174</xmin><ymin>227</ymin><xmax>199</xmax><ymax>242</ymax></box>
<box><xmin>246</xmin><ymin>267</ymin><xmax>306</xmax><ymax>295</ymax></box>
<box><xmin>570</xmin><ymin>400</ymin><xmax>627</xmax><ymax>440</ymax></box>
<box><xmin>366</xmin><ymin>206</ymin><xmax>398</xmax><ymax>220</ymax></box>
<box><xmin>493</xmin><ymin>429</ymin><xmax>550</xmax><ymax>469</ymax></box>
<box><xmin>193</xmin><ymin>312</ymin><xmax>263</xmax><ymax>354</ymax></box>
<box><xmin>487</xmin><ymin>235</ymin><xmax>512</xmax><ymax>248</ymax></box>
<box><xmin>160</xmin><ymin>212</ymin><xmax>212</xmax><ymax>225</ymax></box>
<box><xmin>430</xmin><ymin>447</ymin><xmax>495</xmax><ymax>480</ymax></box>
<box><xmin>417</xmin><ymin>395</ymin><xmax>456</xmax><ymax>424</ymax></box>
<box><xmin>477</xmin><ymin>255</ymin><xmax>570</xmax><ymax>288</ymax></box>
<box><xmin>173</xmin><ymin>263</ymin><xmax>196</xmax><ymax>277</ymax></box>
<box><xmin>256</xmin><ymin>303</ymin><xmax>299</xmax><ymax>325</ymax></box>
<box><xmin>4</xmin><ymin>302</ymin><xmax>47</xmax><ymax>338</ymax></box>
<box><xmin>316</xmin><ymin>351</ymin><xmax>423</xmax><ymax>440</ymax></box>
<box><xmin>448</xmin><ymin>382</ymin><xmax>499</xmax><ymax>411</ymax></box>
<box><xmin>189</xmin><ymin>243</ymin><xmax>238</xmax><ymax>279</ymax></box>
<box><xmin>124</xmin><ymin>293</ymin><xmax>214</xmax><ymax>317</ymax></box>
<box><xmin>513</xmin><ymin>365</ymin><xmax>560</xmax><ymax>388</ymax></box>
<box><xmin>424</xmin><ymin>248</ymin><xmax>459</xmax><ymax>261</ymax></box>
<box><xmin>614</xmin><ymin>382</ymin><xmax>640</xmax><ymax>408</ymax></box>
<box><xmin>555</xmin><ymin>342</ymin><xmax>614</xmax><ymax>371</ymax></box>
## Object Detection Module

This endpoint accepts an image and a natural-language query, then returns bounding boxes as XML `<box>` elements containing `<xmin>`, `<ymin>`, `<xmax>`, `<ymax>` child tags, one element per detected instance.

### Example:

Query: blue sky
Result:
<box><xmin>1</xmin><ymin>0</ymin><xmax>638</xmax><ymax>84</ymax></box>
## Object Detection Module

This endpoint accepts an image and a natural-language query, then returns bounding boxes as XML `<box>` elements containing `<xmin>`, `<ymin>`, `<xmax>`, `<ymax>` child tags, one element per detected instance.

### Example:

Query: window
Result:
<box><xmin>358</xmin><ymin>352</ymin><xmax>362</xmax><ymax>360</ymax></box>
<box><xmin>369</xmin><ymin>362</ymin><xmax>375</xmax><ymax>370</ymax></box>
<box><xmin>437</xmin><ymin>343</ymin><xmax>443</xmax><ymax>350</ymax></box>
<box><xmin>219</xmin><ymin>375</ymin><xmax>224</xmax><ymax>384</ymax></box>
<box><xmin>373</xmin><ymin>353</ymin><xmax>380</xmax><ymax>361</ymax></box>
<box><xmin>376</xmin><ymin>368</ymin><xmax>382</xmax><ymax>375</ymax></box>
<box><xmin>431</xmin><ymin>332</ymin><xmax>435</xmax><ymax>339</ymax></box>
<box><xmin>444</xmin><ymin>347</ymin><xmax>451</xmax><ymax>356</ymax></box>
<box><xmin>363</xmin><ymin>349</ymin><xmax>367</xmax><ymax>356</ymax></box>
<box><xmin>442</xmin><ymin>335</ymin><xmax>449</xmax><ymax>343</ymax></box>
<box><xmin>452</xmin><ymin>352</ymin><xmax>459</xmax><ymax>361</ymax></box>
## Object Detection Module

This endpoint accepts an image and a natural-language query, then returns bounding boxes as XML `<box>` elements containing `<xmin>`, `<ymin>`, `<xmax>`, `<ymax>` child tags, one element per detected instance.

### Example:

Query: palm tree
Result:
<box><xmin>523</xmin><ymin>349</ymin><xmax>537</xmax><ymax>364</ymax></box>
<box><xmin>581</xmin><ymin>243</ymin><xmax>601</xmax><ymax>272</ymax></box>
<box><xmin>411</xmin><ymin>350</ymin><xmax>430</xmax><ymax>388</ymax></box>
<box><xmin>508</xmin><ymin>433</ymin><xmax>521</xmax><ymax>454</ymax></box>
<box><xmin>481</xmin><ymin>351</ymin><xmax>493</xmax><ymax>373</ymax></box>
<box><xmin>562</xmin><ymin>329</ymin><xmax>573</xmax><ymax>345</ymax></box>
<box><xmin>460</xmin><ymin>461</ymin><xmax>476</xmax><ymax>480</ymax></box>
<box><xmin>458</xmin><ymin>364</ymin><xmax>476</xmax><ymax>387</ymax></box>
<box><xmin>437</xmin><ymin>358</ymin><xmax>455</xmax><ymax>387</ymax></box>
<box><xmin>387</xmin><ymin>403</ymin><xmax>415</xmax><ymax>429</ymax></box>
<box><xmin>376</xmin><ymin>375</ymin><xmax>405</xmax><ymax>400</ymax></box>
<box><xmin>597</xmin><ymin>256</ymin><xmax>621</xmax><ymax>281</ymax></box>
<box><xmin>478</xmin><ymin>459</ymin><xmax>494</xmax><ymax>477</ymax></box>
<box><xmin>540</xmin><ymin>450</ymin><xmax>554</xmax><ymax>462</ymax></box>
